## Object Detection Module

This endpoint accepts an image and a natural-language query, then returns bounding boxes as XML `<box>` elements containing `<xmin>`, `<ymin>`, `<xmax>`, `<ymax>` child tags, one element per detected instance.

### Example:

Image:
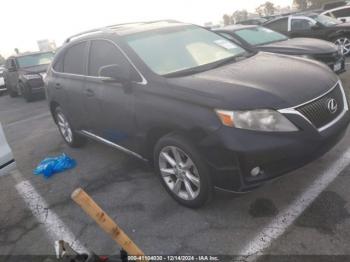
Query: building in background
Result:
<box><xmin>37</xmin><ymin>39</ymin><xmax>57</xmax><ymax>52</ymax></box>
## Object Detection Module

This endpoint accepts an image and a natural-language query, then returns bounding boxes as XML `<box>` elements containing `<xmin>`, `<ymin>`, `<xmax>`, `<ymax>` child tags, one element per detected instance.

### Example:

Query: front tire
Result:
<box><xmin>7</xmin><ymin>83</ymin><xmax>18</xmax><ymax>97</ymax></box>
<box><xmin>54</xmin><ymin>107</ymin><xmax>86</xmax><ymax>148</ymax></box>
<box><xmin>334</xmin><ymin>36</ymin><xmax>350</xmax><ymax>56</ymax></box>
<box><xmin>154</xmin><ymin>133</ymin><xmax>212</xmax><ymax>208</ymax></box>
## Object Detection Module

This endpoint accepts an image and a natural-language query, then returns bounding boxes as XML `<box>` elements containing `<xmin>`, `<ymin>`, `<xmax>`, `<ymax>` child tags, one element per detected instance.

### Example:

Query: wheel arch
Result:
<box><xmin>49</xmin><ymin>101</ymin><xmax>60</xmax><ymax>124</ymax></box>
<box><xmin>143</xmin><ymin>125</ymin><xmax>209</xmax><ymax>160</ymax></box>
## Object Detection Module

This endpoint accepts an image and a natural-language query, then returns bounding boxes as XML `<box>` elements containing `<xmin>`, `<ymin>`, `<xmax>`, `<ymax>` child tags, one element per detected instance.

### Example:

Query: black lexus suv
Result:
<box><xmin>4</xmin><ymin>51</ymin><xmax>54</xmax><ymax>102</ymax></box>
<box><xmin>46</xmin><ymin>21</ymin><xmax>350</xmax><ymax>208</ymax></box>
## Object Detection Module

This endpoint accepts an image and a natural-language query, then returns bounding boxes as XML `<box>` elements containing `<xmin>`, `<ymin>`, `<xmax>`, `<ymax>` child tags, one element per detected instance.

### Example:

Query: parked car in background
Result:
<box><xmin>47</xmin><ymin>21</ymin><xmax>349</xmax><ymax>208</ymax></box>
<box><xmin>0</xmin><ymin>66</ymin><xmax>6</xmax><ymax>95</ymax></box>
<box><xmin>0</xmin><ymin>123</ymin><xmax>16</xmax><ymax>177</ymax></box>
<box><xmin>322</xmin><ymin>5</ymin><xmax>350</xmax><ymax>22</ymax></box>
<box><xmin>264</xmin><ymin>13</ymin><xmax>350</xmax><ymax>55</ymax></box>
<box><xmin>215</xmin><ymin>25</ymin><xmax>345</xmax><ymax>74</ymax></box>
<box><xmin>322</xmin><ymin>0</ymin><xmax>350</xmax><ymax>11</ymax></box>
<box><xmin>238</xmin><ymin>18</ymin><xmax>268</xmax><ymax>25</ymax></box>
<box><xmin>3</xmin><ymin>51</ymin><xmax>54</xmax><ymax>102</ymax></box>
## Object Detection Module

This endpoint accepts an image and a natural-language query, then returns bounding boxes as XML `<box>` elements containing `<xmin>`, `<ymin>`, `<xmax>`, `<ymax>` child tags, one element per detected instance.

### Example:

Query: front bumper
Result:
<box><xmin>26</xmin><ymin>78</ymin><xmax>45</xmax><ymax>94</ymax></box>
<box><xmin>199</xmin><ymin>106</ymin><xmax>350</xmax><ymax>192</ymax></box>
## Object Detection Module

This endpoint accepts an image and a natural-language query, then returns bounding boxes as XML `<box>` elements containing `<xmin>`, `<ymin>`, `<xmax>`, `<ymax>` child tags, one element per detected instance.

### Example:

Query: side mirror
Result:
<box><xmin>341</xmin><ymin>18</ymin><xmax>346</xmax><ymax>23</ymax></box>
<box><xmin>99</xmin><ymin>64</ymin><xmax>131</xmax><ymax>84</ymax></box>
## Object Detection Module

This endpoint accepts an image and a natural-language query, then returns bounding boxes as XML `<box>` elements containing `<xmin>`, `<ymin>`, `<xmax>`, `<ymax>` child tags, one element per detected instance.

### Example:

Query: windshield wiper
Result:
<box><xmin>164</xmin><ymin>53</ymin><xmax>254</xmax><ymax>78</ymax></box>
<box><xmin>163</xmin><ymin>66</ymin><xmax>209</xmax><ymax>78</ymax></box>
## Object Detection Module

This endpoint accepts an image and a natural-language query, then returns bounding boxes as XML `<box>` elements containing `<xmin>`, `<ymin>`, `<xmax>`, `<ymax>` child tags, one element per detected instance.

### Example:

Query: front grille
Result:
<box><xmin>295</xmin><ymin>83</ymin><xmax>345</xmax><ymax>129</ymax></box>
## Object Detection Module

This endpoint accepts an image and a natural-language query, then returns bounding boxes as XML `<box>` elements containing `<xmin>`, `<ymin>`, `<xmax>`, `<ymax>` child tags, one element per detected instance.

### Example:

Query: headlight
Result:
<box><xmin>23</xmin><ymin>74</ymin><xmax>41</xmax><ymax>80</ymax></box>
<box><xmin>215</xmin><ymin>109</ymin><xmax>298</xmax><ymax>132</ymax></box>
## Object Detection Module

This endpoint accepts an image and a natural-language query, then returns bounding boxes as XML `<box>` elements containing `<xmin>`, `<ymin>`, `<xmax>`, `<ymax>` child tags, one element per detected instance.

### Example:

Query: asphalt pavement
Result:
<box><xmin>1</xmin><ymin>67</ymin><xmax>350</xmax><ymax>261</ymax></box>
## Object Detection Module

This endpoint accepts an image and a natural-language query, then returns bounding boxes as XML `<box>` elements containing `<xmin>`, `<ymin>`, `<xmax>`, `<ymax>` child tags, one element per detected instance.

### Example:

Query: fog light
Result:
<box><xmin>250</xmin><ymin>167</ymin><xmax>261</xmax><ymax>177</ymax></box>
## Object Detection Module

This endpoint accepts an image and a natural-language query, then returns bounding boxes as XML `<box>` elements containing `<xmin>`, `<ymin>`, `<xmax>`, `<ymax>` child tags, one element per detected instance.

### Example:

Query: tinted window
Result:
<box><xmin>265</xmin><ymin>18</ymin><xmax>288</xmax><ymax>32</ymax></box>
<box><xmin>291</xmin><ymin>19</ymin><xmax>313</xmax><ymax>30</ymax></box>
<box><xmin>333</xmin><ymin>7</ymin><xmax>350</xmax><ymax>17</ymax></box>
<box><xmin>63</xmin><ymin>42</ymin><xmax>87</xmax><ymax>75</ymax></box>
<box><xmin>53</xmin><ymin>55</ymin><xmax>63</xmax><ymax>72</ymax></box>
<box><xmin>88</xmin><ymin>40</ymin><xmax>129</xmax><ymax>77</ymax></box>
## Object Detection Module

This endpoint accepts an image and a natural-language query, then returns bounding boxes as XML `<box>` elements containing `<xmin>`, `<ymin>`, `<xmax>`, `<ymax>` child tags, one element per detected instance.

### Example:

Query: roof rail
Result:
<box><xmin>64</xmin><ymin>20</ymin><xmax>180</xmax><ymax>43</ymax></box>
<box><xmin>65</xmin><ymin>27</ymin><xmax>114</xmax><ymax>43</ymax></box>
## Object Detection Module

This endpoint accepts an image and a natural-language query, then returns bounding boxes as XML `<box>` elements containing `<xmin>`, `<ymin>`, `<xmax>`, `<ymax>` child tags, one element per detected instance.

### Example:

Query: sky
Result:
<box><xmin>0</xmin><ymin>0</ymin><xmax>292</xmax><ymax>57</ymax></box>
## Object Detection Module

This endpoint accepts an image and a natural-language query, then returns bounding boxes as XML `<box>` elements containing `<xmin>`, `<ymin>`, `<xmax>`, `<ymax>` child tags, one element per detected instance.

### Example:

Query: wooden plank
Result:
<box><xmin>71</xmin><ymin>188</ymin><xmax>147</xmax><ymax>261</ymax></box>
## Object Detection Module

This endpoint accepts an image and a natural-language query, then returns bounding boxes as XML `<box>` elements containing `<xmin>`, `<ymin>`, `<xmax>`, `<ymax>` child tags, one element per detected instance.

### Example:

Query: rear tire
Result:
<box><xmin>54</xmin><ymin>106</ymin><xmax>86</xmax><ymax>148</ymax></box>
<box><xmin>154</xmin><ymin>133</ymin><xmax>212</xmax><ymax>208</ymax></box>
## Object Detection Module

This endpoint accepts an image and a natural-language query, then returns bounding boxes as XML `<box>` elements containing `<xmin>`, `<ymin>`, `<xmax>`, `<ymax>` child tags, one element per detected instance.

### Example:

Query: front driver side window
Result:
<box><xmin>291</xmin><ymin>19</ymin><xmax>313</xmax><ymax>31</ymax></box>
<box><xmin>88</xmin><ymin>40</ymin><xmax>129</xmax><ymax>77</ymax></box>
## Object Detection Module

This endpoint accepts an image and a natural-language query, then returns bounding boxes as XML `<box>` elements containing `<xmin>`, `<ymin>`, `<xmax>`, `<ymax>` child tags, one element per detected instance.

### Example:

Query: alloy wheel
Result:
<box><xmin>335</xmin><ymin>37</ymin><xmax>350</xmax><ymax>55</ymax></box>
<box><xmin>56</xmin><ymin>112</ymin><xmax>73</xmax><ymax>143</ymax></box>
<box><xmin>159</xmin><ymin>146</ymin><xmax>201</xmax><ymax>201</ymax></box>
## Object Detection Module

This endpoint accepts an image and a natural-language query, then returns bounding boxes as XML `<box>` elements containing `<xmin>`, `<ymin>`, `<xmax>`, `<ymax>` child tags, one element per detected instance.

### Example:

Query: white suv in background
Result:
<box><xmin>322</xmin><ymin>5</ymin><xmax>350</xmax><ymax>22</ymax></box>
<box><xmin>0</xmin><ymin>66</ymin><xmax>5</xmax><ymax>95</ymax></box>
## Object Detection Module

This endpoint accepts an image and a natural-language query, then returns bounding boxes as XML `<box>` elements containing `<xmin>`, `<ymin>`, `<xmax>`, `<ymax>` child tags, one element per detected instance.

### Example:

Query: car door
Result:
<box><xmin>289</xmin><ymin>17</ymin><xmax>327</xmax><ymax>39</ymax></box>
<box><xmin>52</xmin><ymin>41</ymin><xmax>88</xmax><ymax>130</ymax></box>
<box><xmin>84</xmin><ymin>39</ymin><xmax>136</xmax><ymax>149</ymax></box>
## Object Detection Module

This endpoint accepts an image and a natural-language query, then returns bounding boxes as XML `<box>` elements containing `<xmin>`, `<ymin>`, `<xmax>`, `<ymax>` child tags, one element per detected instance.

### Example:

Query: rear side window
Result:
<box><xmin>88</xmin><ymin>40</ymin><xmax>129</xmax><ymax>77</ymax></box>
<box><xmin>63</xmin><ymin>42</ymin><xmax>87</xmax><ymax>75</ymax></box>
<box><xmin>265</xmin><ymin>18</ymin><xmax>288</xmax><ymax>32</ymax></box>
<box><xmin>333</xmin><ymin>7</ymin><xmax>350</xmax><ymax>17</ymax></box>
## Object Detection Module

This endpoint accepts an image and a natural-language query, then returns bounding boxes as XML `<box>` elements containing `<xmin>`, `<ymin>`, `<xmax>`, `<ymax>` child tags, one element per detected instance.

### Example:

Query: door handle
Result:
<box><xmin>85</xmin><ymin>88</ymin><xmax>95</xmax><ymax>97</ymax></box>
<box><xmin>55</xmin><ymin>83</ymin><xmax>63</xmax><ymax>89</ymax></box>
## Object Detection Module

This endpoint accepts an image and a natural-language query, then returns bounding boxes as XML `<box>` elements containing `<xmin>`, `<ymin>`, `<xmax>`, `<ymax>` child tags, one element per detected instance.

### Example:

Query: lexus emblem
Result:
<box><xmin>327</xmin><ymin>98</ymin><xmax>338</xmax><ymax>114</ymax></box>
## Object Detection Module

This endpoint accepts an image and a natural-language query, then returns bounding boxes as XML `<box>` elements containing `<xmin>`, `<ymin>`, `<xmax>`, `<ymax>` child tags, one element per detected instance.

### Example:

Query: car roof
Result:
<box><xmin>264</xmin><ymin>12</ymin><xmax>319</xmax><ymax>24</ymax></box>
<box><xmin>214</xmin><ymin>24</ymin><xmax>258</xmax><ymax>31</ymax></box>
<box><xmin>322</xmin><ymin>3</ymin><xmax>350</xmax><ymax>13</ymax></box>
<box><xmin>65</xmin><ymin>20</ymin><xmax>191</xmax><ymax>43</ymax></box>
<box><xmin>9</xmin><ymin>50</ymin><xmax>54</xmax><ymax>59</ymax></box>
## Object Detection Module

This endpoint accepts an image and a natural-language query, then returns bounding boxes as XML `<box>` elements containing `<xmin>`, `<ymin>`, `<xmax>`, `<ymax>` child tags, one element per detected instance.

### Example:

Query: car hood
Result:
<box><xmin>258</xmin><ymin>38</ymin><xmax>337</xmax><ymax>55</ymax></box>
<box><xmin>19</xmin><ymin>64</ymin><xmax>49</xmax><ymax>74</ymax></box>
<box><xmin>166</xmin><ymin>52</ymin><xmax>338</xmax><ymax>110</ymax></box>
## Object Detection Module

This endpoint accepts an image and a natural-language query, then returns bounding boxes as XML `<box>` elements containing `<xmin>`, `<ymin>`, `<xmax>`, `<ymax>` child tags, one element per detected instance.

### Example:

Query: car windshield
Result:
<box><xmin>124</xmin><ymin>25</ymin><xmax>247</xmax><ymax>76</ymax></box>
<box><xmin>311</xmin><ymin>14</ymin><xmax>341</xmax><ymax>26</ymax></box>
<box><xmin>17</xmin><ymin>52</ymin><xmax>54</xmax><ymax>68</ymax></box>
<box><xmin>234</xmin><ymin>26</ymin><xmax>288</xmax><ymax>46</ymax></box>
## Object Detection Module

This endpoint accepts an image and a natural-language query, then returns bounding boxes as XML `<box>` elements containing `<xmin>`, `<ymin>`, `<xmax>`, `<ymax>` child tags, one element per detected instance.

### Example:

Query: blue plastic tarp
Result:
<box><xmin>33</xmin><ymin>153</ymin><xmax>76</xmax><ymax>178</ymax></box>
